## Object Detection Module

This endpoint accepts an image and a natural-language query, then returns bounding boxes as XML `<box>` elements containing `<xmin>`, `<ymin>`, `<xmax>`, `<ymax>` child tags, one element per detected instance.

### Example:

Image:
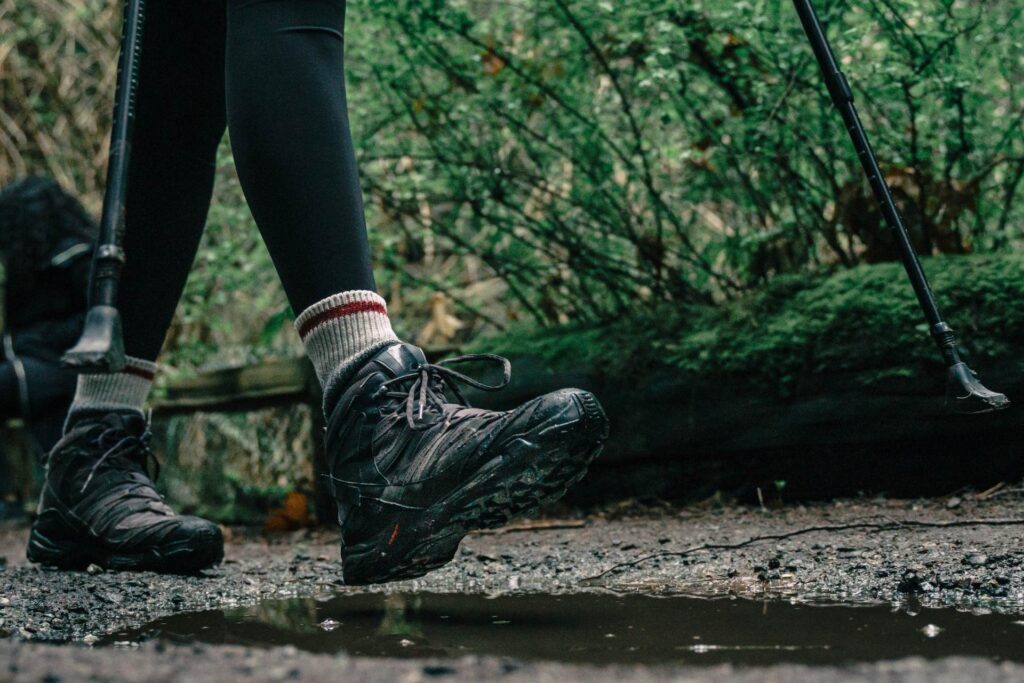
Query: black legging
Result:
<box><xmin>0</xmin><ymin>357</ymin><xmax>77</xmax><ymax>449</ymax></box>
<box><xmin>121</xmin><ymin>0</ymin><xmax>375</xmax><ymax>360</ymax></box>
<box><xmin>0</xmin><ymin>357</ymin><xmax>76</xmax><ymax>420</ymax></box>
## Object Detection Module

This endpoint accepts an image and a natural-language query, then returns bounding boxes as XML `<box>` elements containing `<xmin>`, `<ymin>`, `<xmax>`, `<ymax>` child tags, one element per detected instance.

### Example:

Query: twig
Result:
<box><xmin>983</xmin><ymin>487</ymin><xmax>1024</xmax><ymax>501</ymax></box>
<box><xmin>581</xmin><ymin>518</ymin><xmax>1024</xmax><ymax>584</ymax></box>
<box><xmin>471</xmin><ymin>519</ymin><xmax>586</xmax><ymax>535</ymax></box>
<box><xmin>974</xmin><ymin>482</ymin><xmax>1006</xmax><ymax>501</ymax></box>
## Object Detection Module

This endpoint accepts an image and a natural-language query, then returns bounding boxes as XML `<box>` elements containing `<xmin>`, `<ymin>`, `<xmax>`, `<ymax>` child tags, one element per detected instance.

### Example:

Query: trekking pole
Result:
<box><xmin>63</xmin><ymin>0</ymin><xmax>146</xmax><ymax>374</ymax></box>
<box><xmin>792</xmin><ymin>0</ymin><xmax>1009</xmax><ymax>414</ymax></box>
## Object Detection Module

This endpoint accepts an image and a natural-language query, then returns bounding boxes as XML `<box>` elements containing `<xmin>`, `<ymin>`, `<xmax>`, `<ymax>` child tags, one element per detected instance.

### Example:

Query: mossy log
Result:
<box><xmin>470</xmin><ymin>255</ymin><xmax>1024</xmax><ymax>502</ymax></box>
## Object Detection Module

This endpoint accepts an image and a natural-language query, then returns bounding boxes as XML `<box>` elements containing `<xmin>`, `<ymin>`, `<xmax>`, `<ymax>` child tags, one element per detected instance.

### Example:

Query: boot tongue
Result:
<box><xmin>65</xmin><ymin>409</ymin><xmax>146</xmax><ymax>435</ymax></box>
<box><xmin>371</xmin><ymin>343</ymin><xmax>427</xmax><ymax>378</ymax></box>
<box><xmin>61</xmin><ymin>411</ymin><xmax>151</xmax><ymax>494</ymax></box>
<box><xmin>101</xmin><ymin>411</ymin><xmax>147</xmax><ymax>435</ymax></box>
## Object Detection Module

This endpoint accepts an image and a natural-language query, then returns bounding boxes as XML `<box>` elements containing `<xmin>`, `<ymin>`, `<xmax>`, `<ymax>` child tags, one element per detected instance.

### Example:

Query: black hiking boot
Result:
<box><xmin>27</xmin><ymin>412</ymin><xmax>223</xmax><ymax>573</ymax></box>
<box><xmin>324</xmin><ymin>342</ymin><xmax>609</xmax><ymax>585</ymax></box>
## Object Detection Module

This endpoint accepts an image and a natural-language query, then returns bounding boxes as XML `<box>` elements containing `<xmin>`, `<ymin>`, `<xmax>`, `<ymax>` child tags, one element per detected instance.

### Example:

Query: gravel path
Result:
<box><xmin>2</xmin><ymin>493</ymin><xmax>1024</xmax><ymax>680</ymax></box>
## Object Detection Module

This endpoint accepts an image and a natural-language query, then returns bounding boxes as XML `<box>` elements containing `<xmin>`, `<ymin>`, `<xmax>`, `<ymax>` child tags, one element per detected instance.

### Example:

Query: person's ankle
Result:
<box><xmin>62</xmin><ymin>356</ymin><xmax>156</xmax><ymax>434</ymax></box>
<box><xmin>294</xmin><ymin>290</ymin><xmax>400</xmax><ymax>415</ymax></box>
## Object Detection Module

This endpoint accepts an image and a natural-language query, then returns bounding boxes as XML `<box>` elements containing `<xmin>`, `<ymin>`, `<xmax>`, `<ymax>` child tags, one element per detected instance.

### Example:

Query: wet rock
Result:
<box><xmin>85</xmin><ymin>564</ymin><xmax>103</xmax><ymax>576</ymax></box>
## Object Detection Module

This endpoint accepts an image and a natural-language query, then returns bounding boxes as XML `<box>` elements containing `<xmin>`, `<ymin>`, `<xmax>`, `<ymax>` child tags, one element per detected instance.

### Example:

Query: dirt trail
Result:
<box><xmin>3</xmin><ymin>494</ymin><xmax>1024</xmax><ymax>680</ymax></box>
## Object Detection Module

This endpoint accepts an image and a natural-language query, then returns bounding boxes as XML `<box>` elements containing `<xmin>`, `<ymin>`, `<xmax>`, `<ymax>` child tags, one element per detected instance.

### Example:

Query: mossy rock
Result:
<box><xmin>152</xmin><ymin>405</ymin><xmax>316</xmax><ymax>525</ymax></box>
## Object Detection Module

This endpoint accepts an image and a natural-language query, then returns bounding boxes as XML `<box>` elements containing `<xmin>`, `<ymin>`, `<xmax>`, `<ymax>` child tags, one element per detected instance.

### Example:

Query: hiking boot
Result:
<box><xmin>324</xmin><ymin>342</ymin><xmax>609</xmax><ymax>584</ymax></box>
<box><xmin>27</xmin><ymin>412</ymin><xmax>223</xmax><ymax>573</ymax></box>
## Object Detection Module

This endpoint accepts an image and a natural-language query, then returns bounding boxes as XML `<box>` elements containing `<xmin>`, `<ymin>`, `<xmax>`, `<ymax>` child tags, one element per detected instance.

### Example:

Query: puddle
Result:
<box><xmin>100</xmin><ymin>593</ymin><xmax>1024</xmax><ymax>665</ymax></box>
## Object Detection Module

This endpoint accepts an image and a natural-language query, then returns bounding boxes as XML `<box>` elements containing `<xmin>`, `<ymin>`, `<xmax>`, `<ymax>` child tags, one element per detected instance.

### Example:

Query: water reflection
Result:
<box><xmin>100</xmin><ymin>593</ymin><xmax>1024</xmax><ymax>666</ymax></box>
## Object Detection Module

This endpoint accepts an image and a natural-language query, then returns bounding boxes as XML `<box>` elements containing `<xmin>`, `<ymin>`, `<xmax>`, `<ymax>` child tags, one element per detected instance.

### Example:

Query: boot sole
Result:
<box><xmin>27</xmin><ymin>525</ymin><xmax>224</xmax><ymax>575</ymax></box>
<box><xmin>341</xmin><ymin>390</ymin><xmax>609</xmax><ymax>585</ymax></box>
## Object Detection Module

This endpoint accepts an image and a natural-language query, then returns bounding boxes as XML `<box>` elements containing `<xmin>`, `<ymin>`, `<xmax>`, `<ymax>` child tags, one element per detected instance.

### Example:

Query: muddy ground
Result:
<box><xmin>3</xmin><ymin>491</ymin><xmax>1024</xmax><ymax>681</ymax></box>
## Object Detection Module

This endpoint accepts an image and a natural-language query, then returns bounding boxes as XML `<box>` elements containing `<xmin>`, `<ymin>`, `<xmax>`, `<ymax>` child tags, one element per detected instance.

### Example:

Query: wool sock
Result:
<box><xmin>65</xmin><ymin>356</ymin><xmax>157</xmax><ymax>426</ymax></box>
<box><xmin>295</xmin><ymin>290</ymin><xmax>399</xmax><ymax>410</ymax></box>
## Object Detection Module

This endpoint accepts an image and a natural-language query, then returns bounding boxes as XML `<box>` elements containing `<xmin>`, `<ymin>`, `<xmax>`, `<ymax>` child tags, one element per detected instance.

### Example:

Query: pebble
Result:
<box><xmin>965</xmin><ymin>554</ymin><xmax>989</xmax><ymax>567</ymax></box>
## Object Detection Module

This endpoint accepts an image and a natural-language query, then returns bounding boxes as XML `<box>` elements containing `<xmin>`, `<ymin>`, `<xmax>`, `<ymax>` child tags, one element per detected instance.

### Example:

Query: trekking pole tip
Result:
<box><xmin>945</xmin><ymin>362</ymin><xmax>1010</xmax><ymax>414</ymax></box>
<box><xmin>61</xmin><ymin>305</ymin><xmax>127</xmax><ymax>374</ymax></box>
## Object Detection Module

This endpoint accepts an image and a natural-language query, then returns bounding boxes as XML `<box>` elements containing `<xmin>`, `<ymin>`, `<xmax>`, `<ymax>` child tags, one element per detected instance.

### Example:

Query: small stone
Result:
<box><xmin>946</xmin><ymin>496</ymin><xmax>961</xmax><ymax>509</ymax></box>
<box><xmin>82</xmin><ymin>634</ymin><xmax>99</xmax><ymax>645</ymax></box>
<box><xmin>965</xmin><ymin>553</ymin><xmax>989</xmax><ymax>567</ymax></box>
<box><xmin>86</xmin><ymin>564</ymin><xmax>104</xmax><ymax>575</ymax></box>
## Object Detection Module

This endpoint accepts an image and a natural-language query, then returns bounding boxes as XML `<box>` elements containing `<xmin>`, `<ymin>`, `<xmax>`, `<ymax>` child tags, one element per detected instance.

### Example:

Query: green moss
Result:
<box><xmin>474</xmin><ymin>255</ymin><xmax>1024</xmax><ymax>393</ymax></box>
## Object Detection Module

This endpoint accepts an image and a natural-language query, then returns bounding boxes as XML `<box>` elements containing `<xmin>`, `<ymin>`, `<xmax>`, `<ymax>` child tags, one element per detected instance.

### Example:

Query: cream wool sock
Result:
<box><xmin>66</xmin><ymin>356</ymin><xmax>157</xmax><ymax>419</ymax></box>
<box><xmin>295</xmin><ymin>290</ymin><xmax>400</xmax><ymax>408</ymax></box>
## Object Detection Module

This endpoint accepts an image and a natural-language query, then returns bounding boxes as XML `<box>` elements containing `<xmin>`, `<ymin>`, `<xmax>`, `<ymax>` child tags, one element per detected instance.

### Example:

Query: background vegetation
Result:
<box><xmin>3</xmin><ymin>0</ymin><xmax>1024</xmax><ymax>374</ymax></box>
<box><xmin>4</xmin><ymin>0</ymin><xmax>1024</xmax><ymax>516</ymax></box>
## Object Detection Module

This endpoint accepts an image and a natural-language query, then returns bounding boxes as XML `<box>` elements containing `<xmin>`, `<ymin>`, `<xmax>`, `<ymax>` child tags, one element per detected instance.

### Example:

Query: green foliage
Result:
<box><xmin>476</xmin><ymin>254</ymin><xmax>1024</xmax><ymax>394</ymax></box>
<box><xmin>351</xmin><ymin>0</ymin><xmax>1024</xmax><ymax>327</ymax></box>
<box><xmin>5</xmin><ymin>0</ymin><xmax>1024</xmax><ymax>369</ymax></box>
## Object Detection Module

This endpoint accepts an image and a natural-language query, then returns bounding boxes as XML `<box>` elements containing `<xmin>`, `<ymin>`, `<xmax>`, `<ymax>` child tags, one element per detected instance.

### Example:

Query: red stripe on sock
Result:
<box><xmin>298</xmin><ymin>300</ymin><xmax>387</xmax><ymax>338</ymax></box>
<box><xmin>122</xmin><ymin>364</ymin><xmax>156</xmax><ymax>381</ymax></box>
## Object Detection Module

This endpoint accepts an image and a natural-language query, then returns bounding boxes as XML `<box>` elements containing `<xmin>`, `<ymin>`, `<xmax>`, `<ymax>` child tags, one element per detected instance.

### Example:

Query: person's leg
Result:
<box><xmin>118</xmin><ymin>3</ymin><xmax>229</xmax><ymax>362</ymax></box>
<box><xmin>28</xmin><ymin>0</ymin><xmax>227</xmax><ymax>574</ymax></box>
<box><xmin>0</xmin><ymin>362</ymin><xmax>22</xmax><ymax>418</ymax></box>
<box><xmin>16</xmin><ymin>357</ymin><xmax>77</xmax><ymax>458</ymax></box>
<box><xmin>226</xmin><ymin>0</ymin><xmax>375</xmax><ymax>310</ymax></box>
<box><xmin>222</xmin><ymin>0</ymin><xmax>608</xmax><ymax>585</ymax></box>
<box><xmin>67</xmin><ymin>0</ymin><xmax>228</xmax><ymax>420</ymax></box>
<box><xmin>19</xmin><ymin>357</ymin><xmax>77</xmax><ymax>420</ymax></box>
<box><xmin>225</xmin><ymin>0</ymin><xmax>394</xmax><ymax>409</ymax></box>
<box><xmin>0</xmin><ymin>363</ymin><xmax>25</xmax><ymax>516</ymax></box>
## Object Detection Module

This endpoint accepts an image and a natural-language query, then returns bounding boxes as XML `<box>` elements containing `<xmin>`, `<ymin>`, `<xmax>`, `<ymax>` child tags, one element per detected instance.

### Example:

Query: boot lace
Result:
<box><xmin>79</xmin><ymin>423</ymin><xmax>160</xmax><ymax>493</ymax></box>
<box><xmin>375</xmin><ymin>353</ymin><xmax>512</xmax><ymax>430</ymax></box>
